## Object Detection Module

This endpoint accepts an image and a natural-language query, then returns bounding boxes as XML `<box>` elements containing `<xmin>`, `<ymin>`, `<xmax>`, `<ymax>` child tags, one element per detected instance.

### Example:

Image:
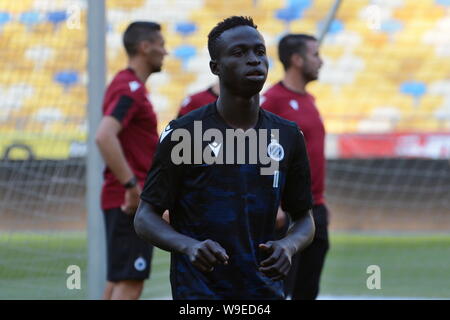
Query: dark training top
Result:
<box><xmin>141</xmin><ymin>102</ymin><xmax>313</xmax><ymax>299</ymax></box>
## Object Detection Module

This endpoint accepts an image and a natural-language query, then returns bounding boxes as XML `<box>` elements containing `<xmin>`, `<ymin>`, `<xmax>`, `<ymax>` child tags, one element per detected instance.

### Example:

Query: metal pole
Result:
<box><xmin>318</xmin><ymin>0</ymin><xmax>343</xmax><ymax>46</ymax></box>
<box><xmin>87</xmin><ymin>0</ymin><xmax>106</xmax><ymax>300</ymax></box>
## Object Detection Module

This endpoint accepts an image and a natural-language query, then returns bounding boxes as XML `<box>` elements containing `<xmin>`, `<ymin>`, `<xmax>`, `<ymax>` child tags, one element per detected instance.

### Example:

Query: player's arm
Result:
<box><xmin>259</xmin><ymin>210</ymin><xmax>314</xmax><ymax>280</ymax></box>
<box><xmin>135</xmin><ymin>201</ymin><xmax>228</xmax><ymax>272</ymax></box>
<box><xmin>134</xmin><ymin>125</ymin><xmax>228</xmax><ymax>272</ymax></box>
<box><xmin>95</xmin><ymin>115</ymin><xmax>140</xmax><ymax>214</ymax></box>
<box><xmin>281</xmin><ymin>210</ymin><xmax>315</xmax><ymax>254</ymax></box>
<box><xmin>95</xmin><ymin>116</ymin><xmax>133</xmax><ymax>184</ymax></box>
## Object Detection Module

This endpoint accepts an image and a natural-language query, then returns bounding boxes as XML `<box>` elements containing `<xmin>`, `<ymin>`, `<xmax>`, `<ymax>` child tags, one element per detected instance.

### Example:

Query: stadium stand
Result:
<box><xmin>0</xmin><ymin>0</ymin><xmax>449</xmax><ymax>154</ymax></box>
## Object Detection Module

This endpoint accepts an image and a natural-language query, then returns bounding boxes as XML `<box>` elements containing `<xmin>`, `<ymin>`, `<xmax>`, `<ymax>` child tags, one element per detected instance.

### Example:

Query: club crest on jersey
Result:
<box><xmin>267</xmin><ymin>138</ymin><xmax>284</xmax><ymax>162</ymax></box>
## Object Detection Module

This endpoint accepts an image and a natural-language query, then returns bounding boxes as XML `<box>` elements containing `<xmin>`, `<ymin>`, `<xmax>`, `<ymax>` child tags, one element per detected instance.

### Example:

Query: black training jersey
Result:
<box><xmin>141</xmin><ymin>102</ymin><xmax>312</xmax><ymax>300</ymax></box>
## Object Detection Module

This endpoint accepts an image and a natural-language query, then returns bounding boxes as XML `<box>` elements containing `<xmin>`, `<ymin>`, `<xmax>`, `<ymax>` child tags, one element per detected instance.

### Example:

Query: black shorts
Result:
<box><xmin>103</xmin><ymin>207</ymin><xmax>153</xmax><ymax>282</ymax></box>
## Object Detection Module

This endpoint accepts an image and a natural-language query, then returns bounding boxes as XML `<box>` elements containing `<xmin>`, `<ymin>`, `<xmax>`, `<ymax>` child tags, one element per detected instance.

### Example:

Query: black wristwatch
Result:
<box><xmin>123</xmin><ymin>176</ymin><xmax>137</xmax><ymax>189</ymax></box>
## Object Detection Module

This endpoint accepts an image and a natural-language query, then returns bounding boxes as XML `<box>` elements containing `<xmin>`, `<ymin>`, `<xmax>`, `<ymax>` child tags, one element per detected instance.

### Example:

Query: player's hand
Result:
<box><xmin>258</xmin><ymin>241</ymin><xmax>292</xmax><ymax>281</ymax></box>
<box><xmin>186</xmin><ymin>240</ymin><xmax>229</xmax><ymax>273</ymax></box>
<box><xmin>121</xmin><ymin>185</ymin><xmax>141</xmax><ymax>215</ymax></box>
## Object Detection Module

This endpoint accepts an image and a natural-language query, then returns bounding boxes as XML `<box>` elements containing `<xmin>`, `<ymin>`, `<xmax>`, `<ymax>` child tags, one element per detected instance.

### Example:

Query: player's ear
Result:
<box><xmin>291</xmin><ymin>53</ymin><xmax>304</xmax><ymax>69</ymax></box>
<box><xmin>138</xmin><ymin>40</ymin><xmax>151</xmax><ymax>55</ymax></box>
<box><xmin>210</xmin><ymin>60</ymin><xmax>219</xmax><ymax>76</ymax></box>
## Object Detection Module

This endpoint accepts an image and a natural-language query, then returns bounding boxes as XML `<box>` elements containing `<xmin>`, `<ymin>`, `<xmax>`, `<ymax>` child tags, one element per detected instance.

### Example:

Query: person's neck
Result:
<box><xmin>128</xmin><ymin>58</ymin><xmax>152</xmax><ymax>84</ymax></box>
<box><xmin>210</xmin><ymin>83</ymin><xmax>220</xmax><ymax>96</ymax></box>
<box><xmin>216</xmin><ymin>89</ymin><xmax>260</xmax><ymax>131</ymax></box>
<box><xmin>282</xmin><ymin>69</ymin><xmax>307</xmax><ymax>94</ymax></box>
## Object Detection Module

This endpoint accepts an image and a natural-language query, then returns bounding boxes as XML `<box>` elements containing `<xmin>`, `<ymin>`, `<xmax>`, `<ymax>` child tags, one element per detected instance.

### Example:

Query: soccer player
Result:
<box><xmin>95</xmin><ymin>21</ymin><xmax>167</xmax><ymax>300</ymax></box>
<box><xmin>177</xmin><ymin>83</ymin><xmax>219</xmax><ymax>118</ymax></box>
<box><xmin>134</xmin><ymin>16</ymin><xmax>315</xmax><ymax>300</ymax></box>
<box><xmin>261</xmin><ymin>34</ymin><xmax>328</xmax><ymax>300</ymax></box>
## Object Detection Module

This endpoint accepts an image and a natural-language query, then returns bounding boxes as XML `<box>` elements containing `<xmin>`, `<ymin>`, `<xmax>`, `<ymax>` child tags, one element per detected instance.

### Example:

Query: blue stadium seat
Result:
<box><xmin>275</xmin><ymin>8</ymin><xmax>302</xmax><ymax>24</ymax></box>
<box><xmin>54</xmin><ymin>71</ymin><xmax>79</xmax><ymax>90</ymax></box>
<box><xmin>174</xmin><ymin>45</ymin><xmax>197</xmax><ymax>69</ymax></box>
<box><xmin>317</xmin><ymin>19</ymin><xmax>344</xmax><ymax>35</ymax></box>
<box><xmin>436</xmin><ymin>0</ymin><xmax>450</xmax><ymax>6</ymax></box>
<box><xmin>0</xmin><ymin>12</ymin><xmax>11</xmax><ymax>28</ymax></box>
<box><xmin>19</xmin><ymin>11</ymin><xmax>43</xmax><ymax>28</ymax></box>
<box><xmin>47</xmin><ymin>11</ymin><xmax>67</xmax><ymax>28</ymax></box>
<box><xmin>380</xmin><ymin>19</ymin><xmax>403</xmax><ymax>34</ymax></box>
<box><xmin>288</xmin><ymin>0</ymin><xmax>312</xmax><ymax>11</ymax></box>
<box><xmin>275</xmin><ymin>0</ymin><xmax>311</xmax><ymax>25</ymax></box>
<box><xmin>400</xmin><ymin>81</ymin><xmax>427</xmax><ymax>101</ymax></box>
<box><xmin>175</xmin><ymin>22</ymin><xmax>197</xmax><ymax>37</ymax></box>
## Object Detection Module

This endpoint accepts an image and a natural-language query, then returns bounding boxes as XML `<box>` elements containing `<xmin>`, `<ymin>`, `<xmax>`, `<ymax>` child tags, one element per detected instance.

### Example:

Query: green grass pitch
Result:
<box><xmin>0</xmin><ymin>232</ymin><xmax>449</xmax><ymax>299</ymax></box>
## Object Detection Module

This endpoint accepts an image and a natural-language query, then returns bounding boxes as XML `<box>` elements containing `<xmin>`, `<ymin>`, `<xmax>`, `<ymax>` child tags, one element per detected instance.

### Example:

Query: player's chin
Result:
<box><xmin>152</xmin><ymin>64</ymin><xmax>163</xmax><ymax>73</ymax></box>
<box><xmin>240</xmin><ymin>79</ymin><xmax>265</xmax><ymax>96</ymax></box>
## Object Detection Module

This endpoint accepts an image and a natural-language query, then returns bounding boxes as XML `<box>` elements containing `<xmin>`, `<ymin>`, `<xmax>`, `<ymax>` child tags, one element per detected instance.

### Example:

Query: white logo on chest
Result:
<box><xmin>289</xmin><ymin>100</ymin><xmax>299</xmax><ymax>111</ymax></box>
<box><xmin>208</xmin><ymin>142</ymin><xmax>222</xmax><ymax>157</ymax></box>
<box><xmin>129</xmin><ymin>81</ymin><xmax>140</xmax><ymax>92</ymax></box>
<box><xmin>160</xmin><ymin>124</ymin><xmax>173</xmax><ymax>142</ymax></box>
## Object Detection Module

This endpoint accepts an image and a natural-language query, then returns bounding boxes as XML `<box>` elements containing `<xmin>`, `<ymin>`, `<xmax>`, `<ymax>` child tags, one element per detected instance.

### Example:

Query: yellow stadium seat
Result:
<box><xmin>0</xmin><ymin>0</ymin><xmax>34</xmax><ymax>14</ymax></box>
<box><xmin>107</xmin><ymin>0</ymin><xmax>146</xmax><ymax>10</ymax></box>
<box><xmin>0</xmin><ymin>0</ymin><xmax>448</xmax><ymax>136</ymax></box>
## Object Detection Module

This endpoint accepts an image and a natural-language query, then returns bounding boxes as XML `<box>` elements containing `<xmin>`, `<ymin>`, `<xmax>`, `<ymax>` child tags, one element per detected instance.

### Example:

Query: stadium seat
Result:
<box><xmin>174</xmin><ymin>45</ymin><xmax>197</xmax><ymax>70</ymax></box>
<box><xmin>273</xmin><ymin>0</ymin><xmax>310</xmax><ymax>27</ymax></box>
<box><xmin>24</xmin><ymin>45</ymin><xmax>55</xmax><ymax>69</ymax></box>
<box><xmin>46</xmin><ymin>11</ymin><xmax>67</xmax><ymax>28</ymax></box>
<box><xmin>288</xmin><ymin>0</ymin><xmax>312</xmax><ymax>11</ymax></box>
<box><xmin>317</xmin><ymin>19</ymin><xmax>345</xmax><ymax>36</ymax></box>
<box><xmin>275</xmin><ymin>7</ymin><xmax>302</xmax><ymax>25</ymax></box>
<box><xmin>0</xmin><ymin>11</ymin><xmax>11</xmax><ymax>28</ymax></box>
<box><xmin>380</xmin><ymin>19</ymin><xmax>403</xmax><ymax>35</ymax></box>
<box><xmin>175</xmin><ymin>22</ymin><xmax>197</xmax><ymax>37</ymax></box>
<box><xmin>258</xmin><ymin>0</ymin><xmax>284</xmax><ymax>11</ymax></box>
<box><xmin>53</xmin><ymin>70</ymin><xmax>79</xmax><ymax>91</ymax></box>
<box><xmin>400</xmin><ymin>81</ymin><xmax>427</xmax><ymax>103</ymax></box>
<box><xmin>19</xmin><ymin>11</ymin><xmax>43</xmax><ymax>29</ymax></box>
<box><xmin>436</xmin><ymin>0</ymin><xmax>450</xmax><ymax>6</ymax></box>
<box><xmin>108</xmin><ymin>0</ymin><xmax>146</xmax><ymax>10</ymax></box>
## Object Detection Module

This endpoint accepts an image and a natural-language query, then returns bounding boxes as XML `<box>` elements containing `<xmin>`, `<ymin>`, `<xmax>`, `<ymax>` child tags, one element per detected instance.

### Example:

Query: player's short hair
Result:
<box><xmin>123</xmin><ymin>21</ymin><xmax>161</xmax><ymax>57</ymax></box>
<box><xmin>208</xmin><ymin>16</ymin><xmax>258</xmax><ymax>60</ymax></box>
<box><xmin>278</xmin><ymin>34</ymin><xmax>317</xmax><ymax>70</ymax></box>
